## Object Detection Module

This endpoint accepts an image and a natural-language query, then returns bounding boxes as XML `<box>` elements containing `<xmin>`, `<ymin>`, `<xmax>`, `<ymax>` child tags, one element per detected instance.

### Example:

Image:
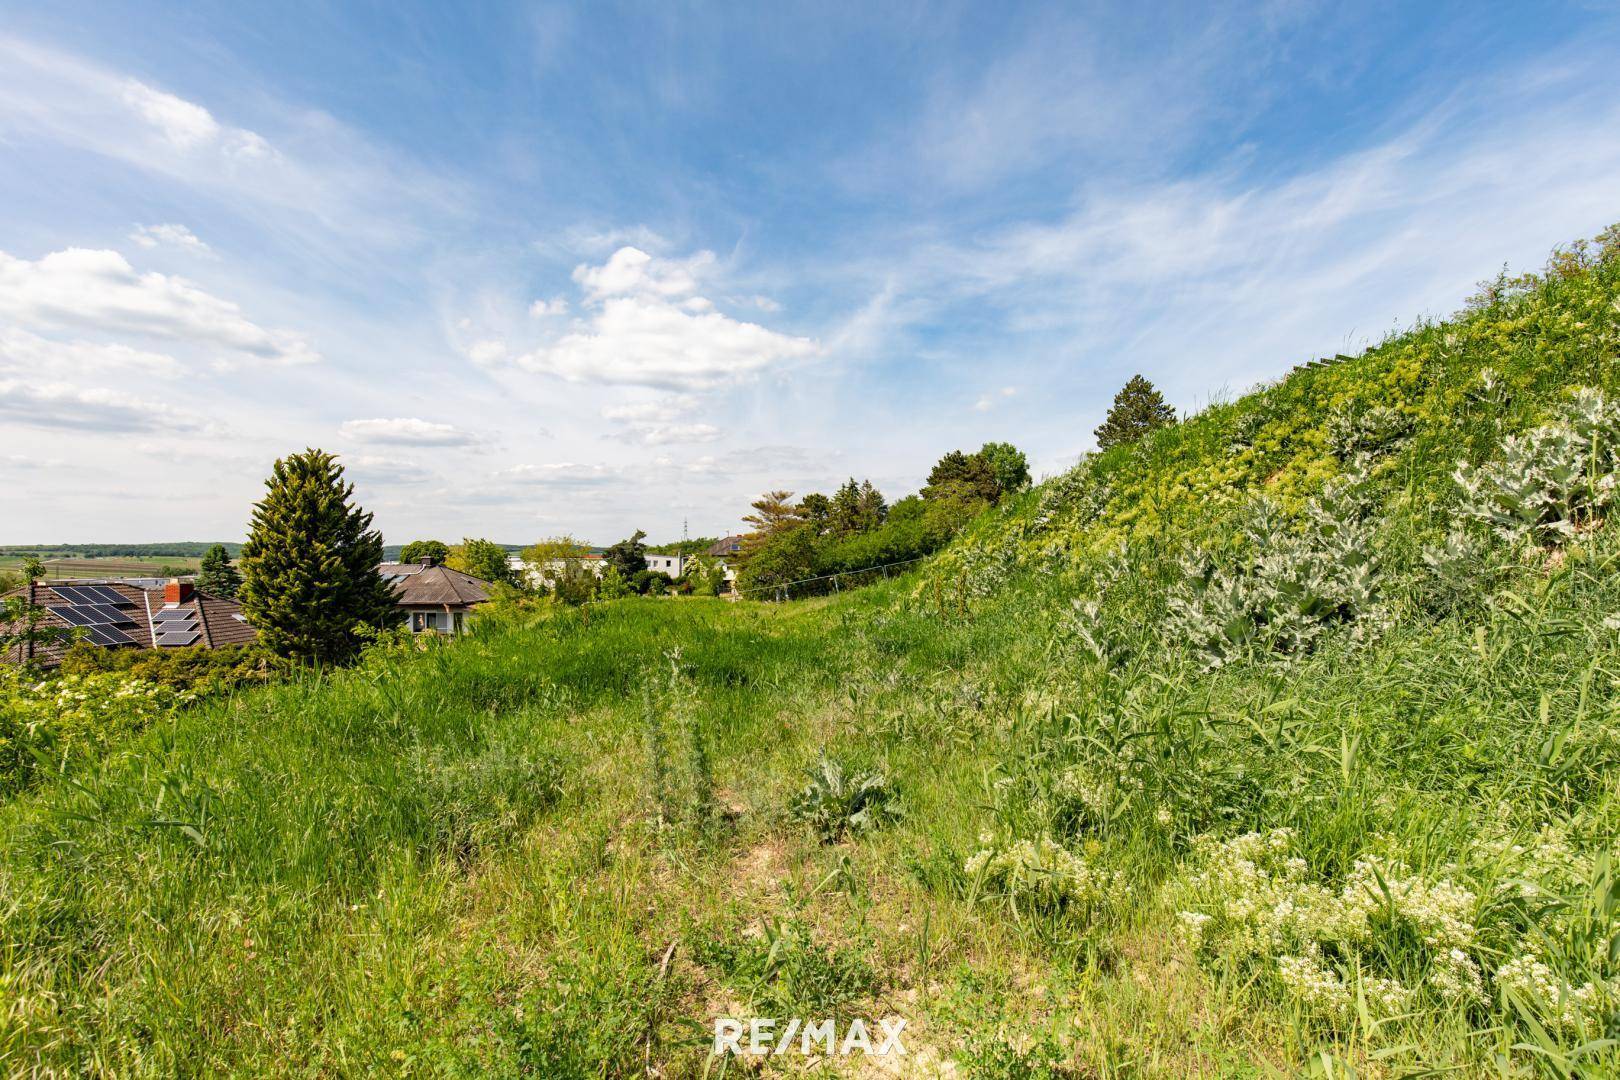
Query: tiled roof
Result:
<box><xmin>1</xmin><ymin>580</ymin><xmax>256</xmax><ymax>668</ymax></box>
<box><xmin>377</xmin><ymin>563</ymin><xmax>492</xmax><ymax>607</ymax></box>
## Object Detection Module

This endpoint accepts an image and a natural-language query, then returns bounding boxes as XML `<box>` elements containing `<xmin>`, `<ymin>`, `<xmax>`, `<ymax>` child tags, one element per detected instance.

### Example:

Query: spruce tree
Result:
<box><xmin>238</xmin><ymin>449</ymin><xmax>398</xmax><ymax>664</ymax></box>
<box><xmin>195</xmin><ymin>543</ymin><xmax>243</xmax><ymax>597</ymax></box>
<box><xmin>1094</xmin><ymin>374</ymin><xmax>1176</xmax><ymax>450</ymax></box>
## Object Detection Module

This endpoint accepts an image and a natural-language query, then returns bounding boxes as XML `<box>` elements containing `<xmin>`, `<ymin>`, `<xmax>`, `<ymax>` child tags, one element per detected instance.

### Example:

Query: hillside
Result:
<box><xmin>3</xmin><ymin>230</ymin><xmax>1620</xmax><ymax>1076</ymax></box>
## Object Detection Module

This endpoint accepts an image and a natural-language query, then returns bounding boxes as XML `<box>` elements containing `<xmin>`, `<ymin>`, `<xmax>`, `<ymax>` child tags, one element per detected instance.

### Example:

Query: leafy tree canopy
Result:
<box><xmin>447</xmin><ymin>538</ymin><xmax>519</xmax><ymax>587</ymax></box>
<box><xmin>603</xmin><ymin>530</ymin><xmax>649</xmax><ymax>583</ymax></box>
<box><xmin>398</xmin><ymin>539</ymin><xmax>450</xmax><ymax>565</ymax></box>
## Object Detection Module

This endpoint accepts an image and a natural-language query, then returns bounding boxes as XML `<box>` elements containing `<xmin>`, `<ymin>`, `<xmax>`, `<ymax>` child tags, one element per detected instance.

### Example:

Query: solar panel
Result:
<box><xmin>86</xmin><ymin>605</ymin><xmax>137</xmax><ymax>626</ymax></box>
<box><xmin>51</xmin><ymin>585</ymin><xmax>103</xmax><ymax>605</ymax></box>
<box><xmin>153</xmin><ymin>607</ymin><xmax>195</xmax><ymax>622</ymax></box>
<box><xmin>48</xmin><ymin>605</ymin><xmax>97</xmax><ymax>626</ymax></box>
<box><xmin>155</xmin><ymin>630</ymin><xmax>200</xmax><ymax>647</ymax></box>
<box><xmin>86</xmin><ymin>626</ymin><xmax>135</xmax><ymax>647</ymax></box>
<box><xmin>84</xmin><ymin>585</ymin><xmax>131</xmax><ymax>606</ymax></box>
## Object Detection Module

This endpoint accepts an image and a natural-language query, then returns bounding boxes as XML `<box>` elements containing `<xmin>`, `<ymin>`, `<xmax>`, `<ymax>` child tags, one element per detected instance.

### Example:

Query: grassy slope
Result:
<box><xmin>3</xmin><ymin>243</ymin><xmax>1620</xmax><ymax>1076</ymax></box>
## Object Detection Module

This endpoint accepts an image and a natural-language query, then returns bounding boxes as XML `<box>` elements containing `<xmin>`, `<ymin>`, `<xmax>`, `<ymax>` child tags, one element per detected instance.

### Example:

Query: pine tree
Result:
<box><xmin>238</xmin><ymin>449</ymin><xmax>398</xmax><ymax>664</ymax></box>
<box><xmin>829</xmin><ymin>478</ymin><xmax>863</xmax><ymax>536</ymax></box>
<box><xmin>856</xmin><ymin>480</ymin><xmax>888</xmax><ymax>531</ymax></box>
<box><xmin>1095</xmin><ymin>374</ymin><xmax>1176</xmax><ymax>450</ymax></box>
<box><xmin>195</xmin><ymin>543</ymin><xmax>242</xmax><ymax>597</ymax></box>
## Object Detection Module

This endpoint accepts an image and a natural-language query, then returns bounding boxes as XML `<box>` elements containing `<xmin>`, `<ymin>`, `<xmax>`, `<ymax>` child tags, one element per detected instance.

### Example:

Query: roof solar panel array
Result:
<box><xmin>150</xmin><ymin>604</ymin><xmax>201</xmax><ymax>647</ymax></box>
<box><xmin>53</xmin><ymin>584</ymin><xmax>130</xmax><ymax>607</ymax></box>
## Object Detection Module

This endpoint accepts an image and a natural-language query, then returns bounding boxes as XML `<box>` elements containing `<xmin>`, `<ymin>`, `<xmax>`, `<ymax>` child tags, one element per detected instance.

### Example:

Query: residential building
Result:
<box><xmin>378</xmin><ymin>558</ymin><xmax>490</xmax><ymax>634</ymax></box>
<box><xmin>1</xmin><ymin>578</ymin><xmax>255</xmax><ymax>668</ymax></box>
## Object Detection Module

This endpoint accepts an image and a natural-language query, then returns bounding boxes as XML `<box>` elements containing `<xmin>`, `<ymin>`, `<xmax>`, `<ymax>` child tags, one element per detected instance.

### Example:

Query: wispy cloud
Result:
<box><xmin>0</xmin><ymin>247</ymin><xmax>318</xmax><ymax>366</ymax></box>
<box><xmin>340</xmin><ymin>417</ymin><xmax>480</xmax><ymax>447</ymax></box>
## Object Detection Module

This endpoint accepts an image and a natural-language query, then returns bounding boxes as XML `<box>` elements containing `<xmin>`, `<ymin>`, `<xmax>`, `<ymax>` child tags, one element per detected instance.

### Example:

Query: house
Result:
<box><xmin>707</xmin><ymin>536</ymin><xmax>744</xmax><ymax>583</ymax></box>
<box><xmin>509</xmin><ymin>551</ymin><xmax>605</xmax><ymax>590</ymax></box>
<box><xmin>377</xmin><ymin>558</ymin><xmax>490</xmax><ymax>635</ymax></box>
<box><xmin>707</xmin><ymin>536</ymin><xmax>744</xmax><ymax>558</ymax></box>
<box><xmin>1</xmin><ymin>578</ymin><xmax>255</xmax><ymax>669</ymax></box>
<box><xmin>643</xmin><ymin>553</ymin><xmax>688</xmax><ymax>577</ymax></box>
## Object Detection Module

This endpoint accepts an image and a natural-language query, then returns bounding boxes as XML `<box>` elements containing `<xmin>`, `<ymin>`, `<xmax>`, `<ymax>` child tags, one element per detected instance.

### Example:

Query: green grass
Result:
<box><xmin>4</xmin><ymin>234</ymin><xmax>1620</xmax><ymax>1076</ymax></box>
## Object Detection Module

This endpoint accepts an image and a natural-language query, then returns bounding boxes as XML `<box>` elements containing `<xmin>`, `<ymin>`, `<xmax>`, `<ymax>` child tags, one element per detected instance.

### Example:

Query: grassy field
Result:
<box><xmin>3</xmin><ymin>233</ymin><xmax>1620</xmax><ymax>1076</ymax></box>
<box><xmin>0</xmin><ymin>555</ymin><xmax>205</xmax><ymax>578</ymax></box>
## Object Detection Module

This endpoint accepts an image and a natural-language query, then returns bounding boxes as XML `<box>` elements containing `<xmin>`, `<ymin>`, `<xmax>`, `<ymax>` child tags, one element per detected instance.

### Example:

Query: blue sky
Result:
<box><xmin>2</xmin><ymin>2</ymin><xmax>1618</xmax><ymax>545</ymax></box>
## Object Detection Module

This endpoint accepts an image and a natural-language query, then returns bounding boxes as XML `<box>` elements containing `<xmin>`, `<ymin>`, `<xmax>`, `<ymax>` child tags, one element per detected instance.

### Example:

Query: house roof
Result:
<box><xmin>1</xmin><ymin>579</ymin><xmax>256</xmax><ymax>668</ymax></box>
<box><xmin>377</xmin><ymin>562</ymin><xmax>492</xmax><ymax>607</ymax></box>
<box><xmin>707</xmin><ymin>535</ymin><xmax>744</xmax><ymax>557</ymax></box>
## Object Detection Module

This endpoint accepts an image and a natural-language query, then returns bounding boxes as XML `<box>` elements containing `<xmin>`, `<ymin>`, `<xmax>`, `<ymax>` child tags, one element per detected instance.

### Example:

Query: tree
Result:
<box><xmin>829</xmin><ymin>478</ymin><xmax>863</xmax><ymax>537</ymax></box>
<box><xmin>398</xmin><ymin>539</ymin><xmax>449</xmax><ymax>565</ymax></box>
<box><xmin>799</xmin><ymin>492</ymin><xmax>832</xmax><ymax>534</ymax></box>
<box><xmin>194</xmin><ymin>544</ymin><xmax>242</xmax><ymax>598</ymax></box>
<box><xmin>856</xmin><ymin>480</ymin><xmax>888</xmax><ymax>531</ymax></box>
<box><xmin>922</xmin><ymin>450</ymin><xmax>1000</xmax><ymax>505</ymax></box>
<box><xmin>735</xmin><ymin>524</ymin><xmax>819</xmax><ymax>597</ymax></box>
<box><xmin>447</xmin><ymin>538</ymin><xmax>519</xmax><ymax>587</ymax></box>
<box><xmin>603</xmin><ymin>530</ymin><xmax>649</xmax><ymax>584</ymax></box>
<box><xmin>238</xmin><ymin>449</ymin><xmax>399</xmax><ymax>664</ymax></box>
<box><xmin>977</xmin><ymin>442</ymin><xmax>1030</xmax><ymax>496</ymax></box>
<box><xmin>1095</xmin><ymin>374</ymin><xmax>1175</xmax><ymax>450</ymax></box>
<box><xmin>521</xmin><ymin>536</ymin><xmax>595</xmax><ymax>604</ymax></box>
<box><xmin>596</xmin><ymin>563</ymin><xmax>632</xmax><ymax>600</ymax></box>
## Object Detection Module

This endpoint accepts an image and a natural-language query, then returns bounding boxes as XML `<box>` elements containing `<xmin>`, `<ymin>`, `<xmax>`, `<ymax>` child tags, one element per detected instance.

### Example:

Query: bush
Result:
<box><xmin>58</xmin><ymin>641</ymin><xmax>285</xmax><ymax>693</ymax></box>
<box><xmin>0</xmin><ymin>667</ymin><xmax>192</xmax><ymax>798</ymax></box>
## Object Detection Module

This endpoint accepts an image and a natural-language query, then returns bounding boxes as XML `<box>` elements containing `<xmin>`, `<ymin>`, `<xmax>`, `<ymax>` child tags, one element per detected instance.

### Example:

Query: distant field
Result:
<box><xmin>0</xmin><ymin>555</ymin><xmax>205</xmax><ymax>578</ymax></box>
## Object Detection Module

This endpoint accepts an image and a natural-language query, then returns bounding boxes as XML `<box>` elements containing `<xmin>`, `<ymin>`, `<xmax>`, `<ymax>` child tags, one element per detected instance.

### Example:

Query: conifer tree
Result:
<box><xmin>1094</xmin><ymin>375</ymin><xmax>1176</xmax><ymax>450</ymax></box>
<box><xmin>195</xmin><ymin>543</ymin><xmax>242</xmax><ymax>597</ymax></box>
<box><xmin>238</xmin><ymin>449</ymin><xmax>398</xmax><ymax>664</ymax></box>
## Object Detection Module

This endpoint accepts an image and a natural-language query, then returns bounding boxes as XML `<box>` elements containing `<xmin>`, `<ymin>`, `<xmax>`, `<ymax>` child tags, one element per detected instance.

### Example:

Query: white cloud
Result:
<box><xmin>614</xmin><ymin>422</ymin><xmax>723</xmax><ymax>446</ymax></box>
<box><xmin>130</xmin><ymin>223</ymin><xmax>212</xmax><ymax>254</ymax></box>
<box><xmin>496</xmin><ymin>462</ymin><xmax>618</xmax><ymax>487</ymax></box>
<box><xmin>465</xmin><ymin>339</ymin><xmax>509</xmax><ymax>367</ymax></box>
<box><xmin>529</xmin><ymin>296</ymin><xmax>568</xmax><ymax>317</ymax></box>
<box><xmin>516</xmin><ymin>294</ymin><xmax>816</xmax><ymax>389</ymax></box>
<box><xmin>340</xmin><ymin>417</ymin><xmax>480</xmax><ymax>446</ymax></box>
<box><xmin>0</xmin><ymin>248</ymin><xmax>318</xmax><ymax>365</ymax></box>
<box><xmin>600</xmin><ymin>394</ymin><xmax>700</xmax><ymax>423</ymax></box>
<box><xmin>507</xmin><ymin>248</ymin><xmax>820</xmax><ymax>391</ymax></box>
<box><xmin>973</xmin><ymin>386</ymin><xmax>1018</xmax><ymax>412</ymax></box>
<box><xmin>120</xmin><ymin>79</ymin><xmax>220</xmax><ymax>148</ymax></box>
<box><xmin>345</xmin><ymin>455</ymin><xmax>433</xmax><ymax>485</ymax></box>
<box><xmin>0</xmin><ymin>327</ymin><xmax>182</xmax><ymax>378</ymax></box>
<box><xmin>0</xmin><ymin>379</ymin><xmax>210</xmax><ymax>433</ymax></box>
<box><xmin>572</xmin><ymin>245</ymin><xmax>715</xmax><ymax>303</ymax></box>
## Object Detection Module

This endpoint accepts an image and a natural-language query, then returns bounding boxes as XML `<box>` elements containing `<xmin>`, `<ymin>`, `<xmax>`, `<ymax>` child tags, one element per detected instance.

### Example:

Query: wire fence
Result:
<box><xmin>730</xmin><ymin>555</ymin><xmax>930</xmax><ymax>602</ymax></box>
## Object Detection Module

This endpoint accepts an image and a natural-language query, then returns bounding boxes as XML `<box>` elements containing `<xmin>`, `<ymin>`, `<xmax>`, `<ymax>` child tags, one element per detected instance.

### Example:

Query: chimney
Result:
<box><xmin>418</xmin><ymin>556</ymin><xmax>438</xmax><ymax>567</ymax></box>
<box><xmin>165</xmin><ymin>579</ymin><xmax>194</xmax><ymax>603</ymax></box>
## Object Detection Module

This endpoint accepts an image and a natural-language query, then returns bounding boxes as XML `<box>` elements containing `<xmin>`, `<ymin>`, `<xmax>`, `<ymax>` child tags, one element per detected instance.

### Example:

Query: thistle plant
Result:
<box><xmin>1453</xmin><ymin>388</ymin><xmax>1620</xmax><ymax>545</ymax></box>
<box><xmin>1165</xmin><ymin>476</ymin><xmax>1387</xmax><ymax>669</ymax></box>
<box><xmin>788</xmin><ymin>755</ymin><xmax>900</xmax><ymax>841</ymax></box>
